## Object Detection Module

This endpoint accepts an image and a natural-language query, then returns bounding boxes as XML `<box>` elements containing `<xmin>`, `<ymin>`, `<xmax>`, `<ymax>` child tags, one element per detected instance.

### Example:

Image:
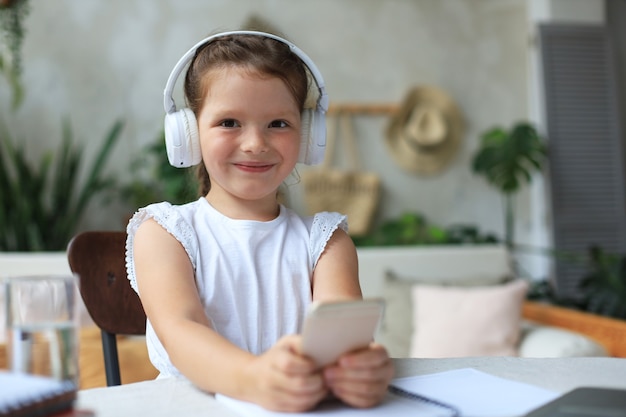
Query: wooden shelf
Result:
<box><xmin>523</xmin><ymin>300</ymin><xmax>626</xmax><ymax>358</ymax></box>
<box><xmin>327</xmin><ymin>102</ymin><xmax>399</xmax><ymax>116</ymax></box>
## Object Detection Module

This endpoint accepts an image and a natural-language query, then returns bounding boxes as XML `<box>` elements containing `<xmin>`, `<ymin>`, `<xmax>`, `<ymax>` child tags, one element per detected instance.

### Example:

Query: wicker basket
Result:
<box><xmin>302</xmin><ymin>114</ymin><xmax>380</xmax><ymax>236</ymax></box>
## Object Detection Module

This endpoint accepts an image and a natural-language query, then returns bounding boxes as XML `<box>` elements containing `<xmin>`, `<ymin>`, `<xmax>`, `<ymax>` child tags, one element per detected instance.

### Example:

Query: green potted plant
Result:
<box><xmin>576</xmin><ymin>246</ymin><xmax>626</xmax><ymax>319</ymax></box>
<box><xmin>527</xmin><ymin>244</ymin><xmax>626</xmax><ymax>321</ymax></box>
<box><xmin>351</xmin><ymin>212</ymin><xmax>497</xmax><ymax>247</ymax></box>
<box><xmin>1</xmin><ymin>1</ymin><xmax>127</xmax><ymax>251</ymax></box>
<box><xmin>471</xmin><ymin>122</ymin><xmax>547</xmax><ymax>248</ymax></box>
<box><xmin>0</xmin><ymin>119</ymin><xmax>124</xmax><ymax>251</ymax></box>
<box><xmin>120</xmin><ymin>129</ymin><xmax>198</xmax><ymax>213</ymax></box>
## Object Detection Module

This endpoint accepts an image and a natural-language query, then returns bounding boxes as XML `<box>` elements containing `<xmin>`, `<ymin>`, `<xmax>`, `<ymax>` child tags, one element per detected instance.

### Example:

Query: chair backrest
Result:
<box><xmin>67</xmin><ymin>230</ymin><xmax>146</xmax><ymax>386</ymax></box>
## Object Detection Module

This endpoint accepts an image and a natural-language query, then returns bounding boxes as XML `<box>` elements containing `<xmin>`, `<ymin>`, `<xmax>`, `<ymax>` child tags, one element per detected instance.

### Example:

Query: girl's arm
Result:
<box><xmin>311</xmin><ymin>228</ymin><xmax>395</xmax><ymax>409</ymax></box>
<box><xmin>311</xmin><ymin>227</ymin><xmax>362</xmax><ymax>302</ymax></box>
<box><xmin>133</xmin><ymin>219</ymin><xmax>327</xmax><ymax>412</ymax></box>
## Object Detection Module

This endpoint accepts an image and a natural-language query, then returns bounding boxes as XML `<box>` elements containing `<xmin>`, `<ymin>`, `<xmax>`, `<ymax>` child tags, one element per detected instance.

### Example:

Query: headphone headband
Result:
<box><xmin>163</xmin><ymin>30</ymin><xmax>329</xmax><ymax>116</ymax></box>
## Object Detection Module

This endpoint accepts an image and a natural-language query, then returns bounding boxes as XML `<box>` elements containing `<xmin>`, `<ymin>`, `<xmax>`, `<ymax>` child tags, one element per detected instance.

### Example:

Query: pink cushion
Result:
<box><xmin>410</xmin><ymin>279</ymin><xmax>529</xmax><ymax>358</ymax></box>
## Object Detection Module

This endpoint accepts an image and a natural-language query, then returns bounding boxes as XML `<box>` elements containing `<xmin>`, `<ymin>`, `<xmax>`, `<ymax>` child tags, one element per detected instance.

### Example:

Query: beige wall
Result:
<box><xmin>2</xmin><ymin>0</ymin><xmax>548</xmax><ymax>271</ymax></box>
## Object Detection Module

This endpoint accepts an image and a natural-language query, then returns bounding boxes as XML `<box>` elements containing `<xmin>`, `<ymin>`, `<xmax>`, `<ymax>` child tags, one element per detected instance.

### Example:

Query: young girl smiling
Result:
<box><xmin>126</xmin><ymin>31</ymin><xmax>393</xmax><ymax>412</ymax></box>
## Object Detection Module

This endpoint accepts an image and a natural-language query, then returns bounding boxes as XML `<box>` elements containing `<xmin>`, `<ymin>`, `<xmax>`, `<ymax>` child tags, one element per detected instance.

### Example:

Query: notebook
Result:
<box><xmin>525</xmin><ymin>387</ymin><xmax>626</xmax><ymax>417</ymax></box>
<box><xmin>0</xmin><ymin>371</ymin><xmax>77</xmax><ymax>417</ymax></box>
<box><xmin>216</xmin><ymin>368</ymin><xmax>560</xmax><ymax>417</ymax></box>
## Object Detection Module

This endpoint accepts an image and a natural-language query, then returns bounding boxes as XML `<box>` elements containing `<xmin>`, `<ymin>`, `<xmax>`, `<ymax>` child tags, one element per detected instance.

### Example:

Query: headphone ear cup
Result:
<box><xmin>298</xmin><ymin>108</ymin><xmax>326</xmax><ymax>165</ymax></box>
<box><xmin>164</xmin><ymin>108</ymin><xmax>201</xmax><ymax>168</ymax></box>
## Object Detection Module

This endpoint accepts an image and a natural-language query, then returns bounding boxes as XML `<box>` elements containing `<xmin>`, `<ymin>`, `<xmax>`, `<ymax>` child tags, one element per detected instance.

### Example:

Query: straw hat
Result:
<box><xmin>385</xmin><ymin>86</ymin><xmax>464</xmax><ymax>175</ymax></box>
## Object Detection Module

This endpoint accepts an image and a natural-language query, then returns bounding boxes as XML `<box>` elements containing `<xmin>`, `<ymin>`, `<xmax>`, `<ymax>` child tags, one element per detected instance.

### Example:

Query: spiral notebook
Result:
<box><xmin>216</xmin><ymin>368</ymin><xmax>559</xmax><ymax>417</ymax></box>
<box><xmin>0</xmin><ymin>371</ymin><xmax>77</xmax><ymax>417</ymax></box>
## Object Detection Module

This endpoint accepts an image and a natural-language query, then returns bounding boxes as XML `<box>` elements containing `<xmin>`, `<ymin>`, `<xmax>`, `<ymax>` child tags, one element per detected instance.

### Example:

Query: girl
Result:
<box><xmin>126</xmin><ymin>31</ymin><xmax>393</xmax><ymax>412</ymax></box>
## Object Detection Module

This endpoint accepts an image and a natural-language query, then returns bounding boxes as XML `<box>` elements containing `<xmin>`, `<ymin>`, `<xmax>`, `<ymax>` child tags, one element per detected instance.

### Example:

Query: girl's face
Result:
<box><xmin>197</xmin><ymin>67</ymin><xmax>301</xmax><ymax>211</ymax></box>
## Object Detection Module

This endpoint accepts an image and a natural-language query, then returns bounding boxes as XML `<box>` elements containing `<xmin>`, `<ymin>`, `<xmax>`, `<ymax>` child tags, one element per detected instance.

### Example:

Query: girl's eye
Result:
<box><xmin>269</xmin><ymin>120</ymin><xmax>288</xmax><ymax>128</ymax></box>
<box><xmin>220</xmin><ymin>119</ymin><xmax>239</xmax><ymax>128</ymax></box>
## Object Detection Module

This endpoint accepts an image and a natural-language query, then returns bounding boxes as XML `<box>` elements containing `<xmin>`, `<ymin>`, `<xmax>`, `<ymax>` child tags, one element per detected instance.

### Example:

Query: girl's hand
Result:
<box><xmin>244</xmin><ymin>334</ymin><xmax>328</xmax><ymax>412</ymax></box>
<box><xmin>323</xmin><ymin>343</ymin><xmax>394</xmax><ymax>409</ymax></box>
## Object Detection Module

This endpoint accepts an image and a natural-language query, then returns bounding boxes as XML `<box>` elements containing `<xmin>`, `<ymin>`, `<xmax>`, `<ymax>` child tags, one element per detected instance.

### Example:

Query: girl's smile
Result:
<box><xmin>233</xmin><ymin>161</ymin><xmax>275</xmax><ymax>173</ymax></box>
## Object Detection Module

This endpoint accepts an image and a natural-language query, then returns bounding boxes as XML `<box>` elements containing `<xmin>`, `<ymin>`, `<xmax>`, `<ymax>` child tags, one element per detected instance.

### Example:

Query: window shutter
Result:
<box><xmin>540</xmin><ymin>23</ymin><xmax>626</xmax><ymax>300</ymax></box>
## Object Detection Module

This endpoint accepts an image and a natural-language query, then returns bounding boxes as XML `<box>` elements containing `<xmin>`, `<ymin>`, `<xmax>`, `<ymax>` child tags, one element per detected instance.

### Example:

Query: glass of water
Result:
<box><xmin>4</xmin><ymin>275</ymin><xmax>79</xmax><ymax>387</ymax></box>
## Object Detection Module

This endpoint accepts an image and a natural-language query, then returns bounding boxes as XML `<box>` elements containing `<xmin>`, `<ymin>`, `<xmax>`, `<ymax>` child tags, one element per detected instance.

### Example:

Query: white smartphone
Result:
<box><xmin>301</xmin><ymin>298</ymin><xmax>384</xmax><ymax>368</ymax></box>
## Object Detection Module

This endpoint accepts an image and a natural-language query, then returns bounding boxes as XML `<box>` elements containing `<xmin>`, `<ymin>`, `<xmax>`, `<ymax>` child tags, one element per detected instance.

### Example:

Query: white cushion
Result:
<box><xmin>409</xmin><ymin>279</ymin><xmax>529</xmax><ymax>358</ymax></box>
<box><xmin>375</xmin><ymin>270</ymin><xmax>512</xmax><ymax>357</ymax></box>
<box><xmin>518</xmin><ymin>324</ymin><xmax>608</xmax><ymax>357</ymax></box>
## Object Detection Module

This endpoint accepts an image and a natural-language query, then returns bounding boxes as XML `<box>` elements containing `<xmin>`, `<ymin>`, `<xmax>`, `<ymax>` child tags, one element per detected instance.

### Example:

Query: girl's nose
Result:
<box><xmin>240</xmin><ymin>127</ymin><xmax>269</xmax><ymax>154</ymax></box>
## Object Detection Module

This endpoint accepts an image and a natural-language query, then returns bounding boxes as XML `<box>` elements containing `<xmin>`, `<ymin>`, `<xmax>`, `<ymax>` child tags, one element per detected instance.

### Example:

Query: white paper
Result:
<box><xmin>216</xmin><ymin>368</ymin><xmax>559</xmax><ymax>417</ymax></box>
<box><xmin>391</xmin><ymin>368</ymin><xmax>559</xmax><ymax>417</ymax></box>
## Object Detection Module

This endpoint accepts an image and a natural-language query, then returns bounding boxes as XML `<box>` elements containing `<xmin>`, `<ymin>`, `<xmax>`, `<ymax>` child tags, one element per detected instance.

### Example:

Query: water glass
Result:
<box><xmin>4</xmin><ymin>275</ymin><xmax>79</xmax><ymax>386</ymax></box>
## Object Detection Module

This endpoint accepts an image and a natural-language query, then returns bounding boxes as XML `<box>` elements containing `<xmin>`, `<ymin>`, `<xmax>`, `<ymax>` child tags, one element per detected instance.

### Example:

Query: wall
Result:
<box><xmin>2</xmin><ymin>1</ymin><xmax>544</xmax><ymax>270</ymax></box>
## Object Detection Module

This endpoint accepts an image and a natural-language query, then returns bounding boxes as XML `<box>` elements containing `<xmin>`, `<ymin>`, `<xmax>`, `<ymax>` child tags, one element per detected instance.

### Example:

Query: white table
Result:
<box><xmin>76</xmin><ymin>357</ymin><xmax>626</xmax><ymax>417</ymax></box>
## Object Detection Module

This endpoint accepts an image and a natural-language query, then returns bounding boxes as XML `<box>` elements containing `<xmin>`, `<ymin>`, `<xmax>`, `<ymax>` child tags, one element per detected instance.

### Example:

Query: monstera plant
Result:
<box><xmin>471</xmin><ymin>122</ymin><xmax>547</xmax><ymax>248</ymax></box>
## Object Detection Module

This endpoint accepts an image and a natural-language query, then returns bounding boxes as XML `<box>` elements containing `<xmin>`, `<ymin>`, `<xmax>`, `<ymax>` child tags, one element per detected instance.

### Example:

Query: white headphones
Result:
<box><xmin>163</xmin><ymin>30</ymin><xmax>329</xmax><ymax>168</ymax></box>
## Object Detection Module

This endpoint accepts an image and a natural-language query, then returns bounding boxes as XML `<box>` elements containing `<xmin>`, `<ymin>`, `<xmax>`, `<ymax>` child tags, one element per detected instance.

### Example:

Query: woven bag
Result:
<box><xmin>302</xmin><ymin>114</ymin><xmax>381</xmax><ymax>236</ymax></box>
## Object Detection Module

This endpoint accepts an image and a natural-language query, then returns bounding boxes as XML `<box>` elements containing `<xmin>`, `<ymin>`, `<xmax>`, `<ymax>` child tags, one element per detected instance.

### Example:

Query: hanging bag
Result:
<box><xmin>302</xmin><ymin>113</ymin><xmax>381</xmax><ymax>236</ymax></box>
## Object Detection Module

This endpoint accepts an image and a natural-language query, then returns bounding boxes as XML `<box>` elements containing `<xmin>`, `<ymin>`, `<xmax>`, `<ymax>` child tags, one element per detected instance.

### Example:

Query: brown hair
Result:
<box><xmin>183</xmin><ymin>34</ymin><xmax>310</xmax><ymax>196</ymax></box>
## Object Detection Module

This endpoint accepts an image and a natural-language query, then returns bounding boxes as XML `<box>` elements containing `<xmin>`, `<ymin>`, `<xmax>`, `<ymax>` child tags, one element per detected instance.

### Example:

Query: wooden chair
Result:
<box><xmin>67</xmin><ymin>230</ymin><xmax>147</xmax><ymax>386</ymax></box>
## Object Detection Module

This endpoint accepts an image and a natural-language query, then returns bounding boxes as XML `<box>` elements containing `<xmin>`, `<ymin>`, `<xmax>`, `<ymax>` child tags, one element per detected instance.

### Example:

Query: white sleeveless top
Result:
<box><xmin>125</xmin><ymin>197</ymin><xmax>347</xmax><ymax>377</ymax></box>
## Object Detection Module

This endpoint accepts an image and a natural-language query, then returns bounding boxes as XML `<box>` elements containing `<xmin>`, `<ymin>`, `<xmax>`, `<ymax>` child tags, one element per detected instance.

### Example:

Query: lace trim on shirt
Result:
<box><xmin>125</xmin><ymin>201</ymin><xmax>199</xmax><ymax>293</ymax></box>
<box><xmin>309</xmin><ymin>211</ymin><xmax>348</xmax><ymax>269</ymax></box>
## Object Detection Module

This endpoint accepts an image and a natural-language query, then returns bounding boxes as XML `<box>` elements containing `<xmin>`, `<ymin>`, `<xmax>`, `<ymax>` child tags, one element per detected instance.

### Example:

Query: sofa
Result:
<box><xmin>355</xmin><ymin>244</ymin><xmax>609</xmax><ymax>358</ymax></box>
<box><xmin>0</xmin><ymin>244</ymin><xmax>608</xmax><ymax>388</ymax></box>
